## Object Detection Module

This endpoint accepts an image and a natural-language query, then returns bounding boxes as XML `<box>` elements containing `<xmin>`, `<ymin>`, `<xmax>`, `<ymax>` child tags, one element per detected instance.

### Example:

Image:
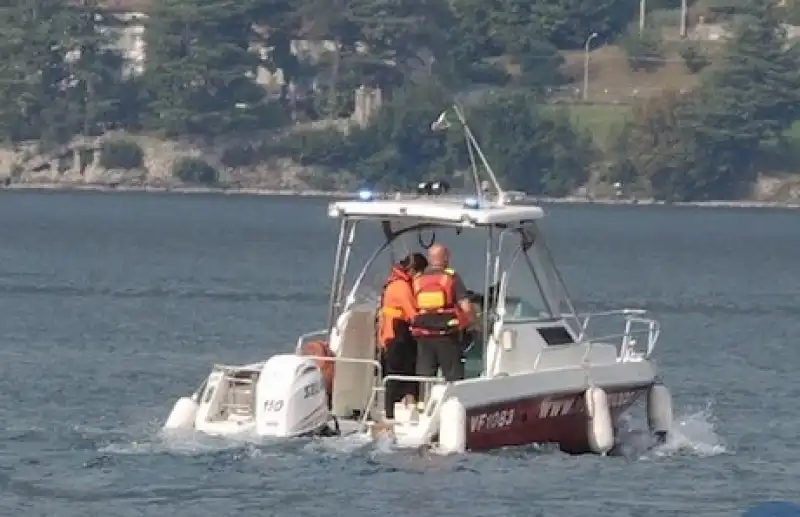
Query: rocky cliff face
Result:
<box><xmin>0</xmin><ymin>132</ymin><xmax>333</xmax><ymax>190</ymax></box>
<box><xmin>2</xmin><ymin>131</ymin><xmax>800</xmax><ymax>201</ymax></box>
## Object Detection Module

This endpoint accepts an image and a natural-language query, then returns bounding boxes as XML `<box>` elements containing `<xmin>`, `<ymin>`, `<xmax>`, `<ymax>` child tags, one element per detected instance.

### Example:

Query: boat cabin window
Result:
<box><xmin>536</xmin><ymin>326</ymin><xmax>575</xmax><ymax>346</ymax></box>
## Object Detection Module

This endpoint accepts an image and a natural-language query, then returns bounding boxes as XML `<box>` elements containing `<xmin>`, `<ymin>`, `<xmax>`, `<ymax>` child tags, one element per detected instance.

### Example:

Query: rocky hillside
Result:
<box><xmin>0</xmin><ymin>131</ymin><xmax>341</xmax><ymax>191</ymax></box>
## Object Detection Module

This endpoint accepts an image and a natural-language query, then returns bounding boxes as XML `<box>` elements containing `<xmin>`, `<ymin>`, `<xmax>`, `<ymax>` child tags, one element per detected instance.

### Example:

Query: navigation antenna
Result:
<box><xmin>431</xmin><ymin>103</ymin><xmax>507</xmax><ymax>206</ymax></box>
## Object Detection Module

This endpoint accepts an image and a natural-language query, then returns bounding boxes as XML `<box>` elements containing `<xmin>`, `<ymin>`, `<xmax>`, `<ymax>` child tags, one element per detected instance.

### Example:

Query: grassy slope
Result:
<box><xmin>548</xmin><ymin>43</ymin><xmax>800</xmax><ymax>153</ymax></box>
<box><xmin>551</xmin><ymin>44</ymin><xmax>702</xmax><ymax>150</ymax></box>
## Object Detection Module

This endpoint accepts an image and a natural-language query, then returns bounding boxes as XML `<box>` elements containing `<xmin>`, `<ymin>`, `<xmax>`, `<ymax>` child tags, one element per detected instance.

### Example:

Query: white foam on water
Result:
<box><xmin>302</xmin><ymin>431</ymin><xmax>375</xmax><ymax>456</ymax></box>
<box><xmin>655</xmin><ymin>402</ymin><xmax>730</xmax><ymax>457</ymax></box>
<box><xmin>615</xmin><ymin>400</ymin><xmax>729</xmax><ymax>459</ymax></box>
<box><xmin>97</xmin><ymin>418</ymin><xmax>380</xmax><ymax>459</ymax></box>
<box><xmin>96</xmin><ymin>399</ymin><xmax>729</xmax><ymax>463</ymax></box>
<box><xmin>98</xmin><ymin>421</ymin><xmax>276</xmax><ymax>456</ymax></box>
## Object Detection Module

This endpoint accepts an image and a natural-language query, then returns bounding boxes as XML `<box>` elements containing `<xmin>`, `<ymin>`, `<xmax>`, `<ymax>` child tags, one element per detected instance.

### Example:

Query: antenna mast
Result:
<box><xmin>451</xmin><ymin>103</ymin><xmax>506</xmax><ymax>206</ymax></box>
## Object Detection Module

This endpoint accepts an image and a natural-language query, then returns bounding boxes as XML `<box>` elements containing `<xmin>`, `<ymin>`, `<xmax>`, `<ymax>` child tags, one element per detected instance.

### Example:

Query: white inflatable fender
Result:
<box><xmin>585</xmin><ymin>387</ymin><xmax>614</xmax><ymax>455</ymax></box>
<box><xmin>647</xmin><ymin>383</ymin><xmax>673</xmax><ymax>439</ymax></box>
<box><xmin>438</xmin><ymin>397</ymin><xmax>467</xmax><ymax>454</ymax></box>
<box><xmin>164</xmin><ymin>396</ymin><xmax>199</xmax><ymax>430</ymax></box>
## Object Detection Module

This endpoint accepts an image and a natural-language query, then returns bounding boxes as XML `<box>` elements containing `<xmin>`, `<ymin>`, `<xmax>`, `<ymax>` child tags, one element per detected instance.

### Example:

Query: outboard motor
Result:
<box><xmin>254</xmin><ymin>354</ymin><xmax>331</xmax><ymax>437</ymax></box>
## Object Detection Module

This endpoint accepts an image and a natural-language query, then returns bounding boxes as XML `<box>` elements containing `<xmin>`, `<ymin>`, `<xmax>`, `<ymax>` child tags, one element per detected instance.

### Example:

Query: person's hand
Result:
<box><xmin>467</xmin><ymin>290</ymin><xmax>483</xmax><ymax>304</ymax></box>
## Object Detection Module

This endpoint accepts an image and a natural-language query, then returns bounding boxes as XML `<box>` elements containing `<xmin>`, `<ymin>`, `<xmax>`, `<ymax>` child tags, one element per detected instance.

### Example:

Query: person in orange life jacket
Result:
<box><xmin>377</xmin><ymin>252</ymin><xmax>428</xmax><ymax>419</ymax></box>
<box><xmin>410</xmin><ymin>244</ymin><xmax>475</xmax><ymax>382</ymax></box>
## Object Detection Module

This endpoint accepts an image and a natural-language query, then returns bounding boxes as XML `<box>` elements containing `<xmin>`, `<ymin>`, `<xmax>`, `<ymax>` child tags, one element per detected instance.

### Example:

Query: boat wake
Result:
<box><xmin>94</xmin><ymin>402</ymin><xmax>728</xmax><ymax>463</ymax></box>
<box><xmin>614</xmin><ymin>401</ymin><xmax>729</xmax><ymax>459</ymax></box>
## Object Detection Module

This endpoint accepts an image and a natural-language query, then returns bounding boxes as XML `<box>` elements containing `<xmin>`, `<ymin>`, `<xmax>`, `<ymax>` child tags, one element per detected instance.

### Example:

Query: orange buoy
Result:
<box><xmin>300</xmin><ymin>340</ymin><xmax>335</xmax><ymax>397</ymax></box>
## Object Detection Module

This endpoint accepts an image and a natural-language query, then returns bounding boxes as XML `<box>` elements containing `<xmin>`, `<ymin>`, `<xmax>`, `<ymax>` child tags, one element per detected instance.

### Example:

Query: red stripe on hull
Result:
<box><xmin>464</xmin><ymin>386</ymin><xmax>650</xmax><ymax>454</ymax></box>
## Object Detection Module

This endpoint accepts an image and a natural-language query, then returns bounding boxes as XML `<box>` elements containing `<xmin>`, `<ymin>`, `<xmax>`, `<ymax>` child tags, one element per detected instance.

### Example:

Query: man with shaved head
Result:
<box><xmin>409</xmin><ymin>243</ymin><xmax>474</xmax><ymax>381</ymax></box>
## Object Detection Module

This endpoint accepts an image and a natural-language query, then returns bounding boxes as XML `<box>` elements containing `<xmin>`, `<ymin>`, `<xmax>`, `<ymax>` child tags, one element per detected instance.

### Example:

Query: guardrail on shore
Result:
<box><xmin>3</xmin><ymin>182</ymin><xmax>800</xmax><ymax>209</ymax></box>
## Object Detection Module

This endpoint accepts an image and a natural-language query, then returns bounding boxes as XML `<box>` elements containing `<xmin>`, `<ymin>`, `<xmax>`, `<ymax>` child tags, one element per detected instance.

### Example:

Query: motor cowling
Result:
<box><xmin>254</xmin><ymin>354</ymin><xmax>330</xmax><ymax>437</ymax></box>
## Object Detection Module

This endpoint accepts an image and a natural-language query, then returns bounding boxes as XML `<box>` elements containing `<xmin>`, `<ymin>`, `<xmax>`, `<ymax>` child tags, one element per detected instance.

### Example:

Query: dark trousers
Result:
<box><xmin>416</xmin><ymin>334</ymin><xmax>465</xmax><ymax>382</ymax></box>
<box><xmin>381</xmin><ymin>335</ymin><xmax>419</xmax><ymax>419</ymax></box>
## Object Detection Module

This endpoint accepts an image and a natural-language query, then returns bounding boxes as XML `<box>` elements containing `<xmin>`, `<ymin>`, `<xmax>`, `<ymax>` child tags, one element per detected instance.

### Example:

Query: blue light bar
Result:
<box><xmin>358</xmin><ymin>189</ymin><xmax>374</xmax><ymax>201</ymax></box>
<box><xmin>463</xmin><ymin>197</ymin><xmax>480</xmax><ymax>209</ymax></box>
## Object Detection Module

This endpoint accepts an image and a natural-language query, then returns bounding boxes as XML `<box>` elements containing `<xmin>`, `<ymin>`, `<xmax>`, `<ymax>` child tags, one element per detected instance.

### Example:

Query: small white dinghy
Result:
<box><xmin>164</xmin><ymin>105</ymin><xmax>673</xmax><ymax>455</ymax></box>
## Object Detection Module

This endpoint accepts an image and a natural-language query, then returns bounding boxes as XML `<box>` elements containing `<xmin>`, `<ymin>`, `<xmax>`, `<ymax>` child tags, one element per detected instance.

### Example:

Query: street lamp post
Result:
<box><xmin>680</xmin><ymin>0</ymin><xmax>688</xmax><ymax>38</ymax></box>
<box><xmin>640</xmin><ymin>0</ymin><xmax>646</xmax><ymax>33</ymax></box>
<box><xmin>583</xmin><ymin>32</ymin><xmax>599</xmax><ymax>102</ymax></box>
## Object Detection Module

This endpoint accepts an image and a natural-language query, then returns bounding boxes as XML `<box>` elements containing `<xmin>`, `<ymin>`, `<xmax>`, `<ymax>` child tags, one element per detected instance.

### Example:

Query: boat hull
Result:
<box><xmin>464</xmin><ymin>385</ymin><xmax>649</xmax><ymax>454</ymax></box>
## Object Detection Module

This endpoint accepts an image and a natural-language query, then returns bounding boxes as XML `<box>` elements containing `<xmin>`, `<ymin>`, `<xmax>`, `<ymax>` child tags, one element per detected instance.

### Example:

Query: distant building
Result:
<box><xmin>66</xmin><ymin>0</ymin><xmax>149</xmax><ymax>78</ymax></box>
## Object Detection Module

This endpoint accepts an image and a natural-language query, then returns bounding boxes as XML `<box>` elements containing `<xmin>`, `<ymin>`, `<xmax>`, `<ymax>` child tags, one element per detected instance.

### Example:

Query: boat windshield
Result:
<box><xmin>495</xmin><ymin>228</ymin><xmax>553</xmax><ymax>322</ymax></box>
<box><xmin>341</xmin><ymin>223</ymin><xmax>491</xmax><ymax>312</ymax></box>
<box><xmin>330</xmin><ymin>218</ymin><xmax>577</xmax><ymax>335</ymax></box>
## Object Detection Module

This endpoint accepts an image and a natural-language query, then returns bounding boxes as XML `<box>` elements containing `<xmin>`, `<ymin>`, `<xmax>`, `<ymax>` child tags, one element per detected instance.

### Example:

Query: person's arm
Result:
<box><xmin>399</xmin><ymin>283</ymin><xmax>418</xmax><ymax>322</ymax></box>
<box><xmin>452</xmin><ymin>274</ymin><xmax>475</xmax><ymax>327</ymax></box>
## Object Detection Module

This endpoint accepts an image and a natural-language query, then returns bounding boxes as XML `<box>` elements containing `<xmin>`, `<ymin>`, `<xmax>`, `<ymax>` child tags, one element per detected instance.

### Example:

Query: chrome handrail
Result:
<box><xmin>575</xmin><ymin>308</ymin><xmax>661</xmax><ymax>361</ymax></box>
<box><xmin>361</xmin><ymin>374</ymin><xmax>447</xmax><ymax>429</ymax></box>
<box><xmin>299</xmin><ymin>354</ymin><xmax>383</xmax><ymax>378</ymax></box>
<box><xmin>295</xmin><ymin>329</ymin><xmax>329</xmax><ymax>354</ymax></box>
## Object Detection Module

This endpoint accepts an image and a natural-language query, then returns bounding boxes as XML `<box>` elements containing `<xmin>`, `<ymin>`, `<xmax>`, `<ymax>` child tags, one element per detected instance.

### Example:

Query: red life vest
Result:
<box><xmin>409</xmin><ymin>269</ymin><xmax>462</xmax><ymax>337</ymax></box>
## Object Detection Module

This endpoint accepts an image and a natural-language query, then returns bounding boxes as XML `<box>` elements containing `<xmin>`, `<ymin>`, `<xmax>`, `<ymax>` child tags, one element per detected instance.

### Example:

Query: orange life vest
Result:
<box><xmin>410</xmin><ymin>268</ymin><xmax>463</xmax><ymax>337</ymax></box>
<box><xmin>377</xmin><ymin>266</ymin><xmax>415</xmax><ymax>347</ymax></box>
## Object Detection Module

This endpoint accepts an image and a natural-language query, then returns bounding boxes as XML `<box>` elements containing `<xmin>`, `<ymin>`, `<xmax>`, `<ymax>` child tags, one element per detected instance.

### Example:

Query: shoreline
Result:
<box><xmin>2</xmin><ymin>182</ymin><xmax>800</xmax><ymax>210</ymax></box>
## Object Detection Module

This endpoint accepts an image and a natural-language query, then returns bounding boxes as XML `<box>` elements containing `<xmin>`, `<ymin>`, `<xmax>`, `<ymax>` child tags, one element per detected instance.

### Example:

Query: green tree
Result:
<box><xmin>449</xmin><ymin>0</ymin><xmax>563</xmax><ymax>89</ymax></box>
<box><xmin>669</xmin><ymin>0</ymin><xmax>800</xmax><ymax>199</ymax></box>
<box><xmin>340</xmin><ymin>0</ymin><xmax>457</xmax><ymax>90</ymax></box>
<box><xmin>549</xmin><ymin>0</ymin><xmax>639</xmax><ymax>49</ymax></box>
<box><xmin>448</xmin><ymin>0</ymin><xmax>508</xmax><ymax>82</ymax></box>
<box><xmin>464</xmin><ymin>92</ymin><xmax>591</xmax><ymax>196</ymax></box>
<box><xmin>63</xmin><ymin>1</ymin><xmax>127</xmax><ymax>137</ymax></box>
<box><xmin>0</xmin><ymin>0</ymin><xmax>127</xmax><ymax>146</ymax></box>
<box><xmin>620</xmin><ymin>24</ymin><xmax>664</xmax><ymax>73</ymax></box>
<box><xmin>142</xmin><ymin>0</ymin><xmax>273</xmax><ymax>138</ymax></box>
<box><xmin>265</xmin><ymin>78</ymin><xmax>456</xmax><ymax>189</ymax></box>
<box><xmin>680</xmin><ymin>44</ymin><xmax>710</xmax><ymax>74</ymax></box>
<box><xmin>609</xmin><ymin>92</ymin><xmax>707</xmax><ymax>201</ymax></box>
<box><xmin>611</xmin><ymin>0</ymin><xmax>800</xmax><ymax>205</ymax></box>
<box><xmin>250</xmin><ymin>0</ymin><xmax>305</xmax><ymax>105</ymax></box>
<box><xmin>702</xmin><ymin>0</ymin><xmax>800</xmax><ymax>145</ymax></box>
<box><xmin>610</xmin><ymin>88</ymin><xmax>768</xmax><ymax>202</ymax></box>
<box><xmin>349</xmin><ymin>78</ymin><xmax>456</xmax><ymax>187</ymax></box>
<box><xmin>0</xmin><ymin>0</ymin><xmax>77</xmax><ymax>144</ymax></box>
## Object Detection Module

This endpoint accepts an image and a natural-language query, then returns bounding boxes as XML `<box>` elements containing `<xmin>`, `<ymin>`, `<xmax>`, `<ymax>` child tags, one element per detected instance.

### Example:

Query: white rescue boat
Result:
<box><xmin>164</xmin><ymin>105</ymin><xmax>673</xmax><ymax>455</ymax></box>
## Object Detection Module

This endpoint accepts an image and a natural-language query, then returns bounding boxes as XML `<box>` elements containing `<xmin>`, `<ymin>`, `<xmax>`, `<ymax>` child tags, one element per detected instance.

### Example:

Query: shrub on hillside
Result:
<box><xmin>220</xmin><ymin>142</ymin><xmax>264</xmax><ymax>168</ymax></box>
<box><xmin>171</xmin><ymin>157</ymin><xmax>218</xmax><ymax>185</ymax></box>
<box><xmin>650</xmin><ymin>8</ymin><xmax>683</xmax><ymax>27</ymax></box>
<box><xmin>680</xmin><ymin>44</ymin><xmax>710</xmax><ymax>74</ymax></box>
<box><xmin>620</xmin><ymin>25</ymin><xmax>665</xmax><ymax>73</ymax></box>
<box><xmin>778</xmin><ymin>3</ymin><xmax>800</xmax><ymax>25</ymax></box>
<box><xmin>99</xmin><ymin>139</ymin><xmax>144</xmax><ymax>170</ymax></box>
<box><xmin>264</xmin><ymin>128</ymin><xmax>353</xmax><ymax>169</ymax></box>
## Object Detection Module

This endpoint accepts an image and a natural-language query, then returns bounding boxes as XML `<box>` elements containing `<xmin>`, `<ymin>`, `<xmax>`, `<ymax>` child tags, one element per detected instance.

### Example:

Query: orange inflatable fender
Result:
<box><xmin>300</xmin><ymin>340</ymin><xmax>335</xmax><ymax>396</ymax></box>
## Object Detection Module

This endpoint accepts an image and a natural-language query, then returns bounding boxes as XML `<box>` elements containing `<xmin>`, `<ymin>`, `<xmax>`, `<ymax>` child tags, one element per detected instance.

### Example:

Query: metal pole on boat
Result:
<box><xmin>327</xmin><ymin>220</ymin><xmax>348</xmax><ymax>330</ymax></box>
<box><xmin>335</xmin><ymin>223</ymin><xmax>358</xmax><ymax>311</ymax></box>
<box><xmin>481</xmin><ymin>226</ymin><xmax>494</xmax><ymax>376</ymax></box>
<box><xmin>539</xmin><ymin>233</ymin><xmax>580</xmax><ymax>331</ymax></box>
<box><xmin>463</xmin><ymin>126</ymin><xmax>482</xmax><ymax>202</ymax></box>
<box><xmin>679</xmin><ymin>0</ymin><xmax>687</xmax><ymax>38</ymax></box>
<box><xmin>452</xmin><ymin>104</ymin><xmax>506</xmax><ymax>205</ymax></box>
